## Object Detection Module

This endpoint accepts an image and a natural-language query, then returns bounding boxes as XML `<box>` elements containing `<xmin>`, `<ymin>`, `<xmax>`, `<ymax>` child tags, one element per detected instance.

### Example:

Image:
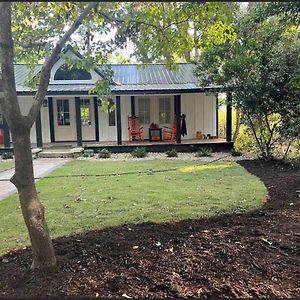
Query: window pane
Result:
<box><xmin>57</xmin><ymin>100</ymin><xmax>63</xmax><ymax>112</ymax></box>
<box><xmin>80</xmin><ymin>99</ymin><xmax>91</xmax><ymax>125</ymax></box>
<box><xmin>54</xmin><ymin>64</ymin><xmax>92</xmax><ymax>80</ymax></box>
<box><xmin>138</xmin><ymin>98</ymin><xmax>150</xmax><ymax>124</ymax></box>
<box><xmin>57</xmin><ymin>99</ymin><xmax>70</xmax><ymax>126</ymax></box>
<box><xmin>64</xmin><ymin>113</ymin><xmax>70</xmax><ymax>125</ymax></box>
<box><xmin>63</xmin><ymin>99</ymin><xmax>69</xmax><ymax>112</ymax></box>
<box><xmin>108</xmin><ymin>99</ymin><xmax>116</xmax><ymax>126</ymax></box>
<box><xmin>159</xmin><ymin>97</ymin><xmax>171</xmax><ymax>124</ymax></box>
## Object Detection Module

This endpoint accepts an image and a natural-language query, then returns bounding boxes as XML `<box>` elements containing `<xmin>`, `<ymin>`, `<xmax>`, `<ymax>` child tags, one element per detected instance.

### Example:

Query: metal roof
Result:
<box><xmin>14</xmin><ymin>63</ymin><xmax>221</xmax><ymax>95</ymax></box>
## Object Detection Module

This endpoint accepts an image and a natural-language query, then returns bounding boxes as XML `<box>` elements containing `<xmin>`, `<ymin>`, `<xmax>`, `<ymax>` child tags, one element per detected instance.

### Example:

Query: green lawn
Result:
<box><xmin>0</xmin><ymin>161</ymin><xmax>14</xmax><ymax>172</ymax></box>
<box><xmin>0</xmin><ymin>159</ymin><xmax>267</xmax><ymax>254</ymax></box>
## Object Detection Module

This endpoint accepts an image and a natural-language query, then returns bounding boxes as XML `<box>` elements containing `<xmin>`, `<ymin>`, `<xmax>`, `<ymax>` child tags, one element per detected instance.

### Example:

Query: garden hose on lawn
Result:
<box><xmin>0</xmin><ymin>154</ymin><xmax>232</xmax><ymax>181</ymax></box>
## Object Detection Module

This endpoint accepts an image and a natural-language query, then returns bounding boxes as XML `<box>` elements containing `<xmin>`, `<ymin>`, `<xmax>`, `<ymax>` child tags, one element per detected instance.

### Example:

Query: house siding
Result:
<box><xmin>98</xmin><ymin>95</ymin><xmax>130</xmax><ymax>142</ymax></box>
<box><xmin>14</xmin><ymin>92</ymin><xmax>216</xmax><ymax>145</ymax></box>
<box><xmin>182</xmin><ymin>93</ymin><xmax>216</xmax><ymax>140</ymax></box>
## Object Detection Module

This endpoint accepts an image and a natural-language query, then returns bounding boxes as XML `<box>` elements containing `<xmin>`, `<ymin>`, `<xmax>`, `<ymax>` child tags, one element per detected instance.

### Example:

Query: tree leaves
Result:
<box><xmin>114</xmin><ymin>2</ymin><xmax>239</xmax><ymax>65</ymax></box>
<box><xmin>195</xmin><ymin>2</ymin><xmax>300</xmax><ymax>158</ymax></box>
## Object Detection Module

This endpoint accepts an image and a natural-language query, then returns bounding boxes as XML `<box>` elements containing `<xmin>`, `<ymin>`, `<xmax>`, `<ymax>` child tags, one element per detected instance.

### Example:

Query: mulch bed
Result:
<box><xmin>0</xmin><ymin>159</ymin><xmax>299</xmax><ymax>298</ymax></box>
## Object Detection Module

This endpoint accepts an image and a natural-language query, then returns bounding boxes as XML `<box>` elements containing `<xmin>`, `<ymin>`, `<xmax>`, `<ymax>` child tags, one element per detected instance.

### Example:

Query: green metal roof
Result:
<box><xmin>14</xmin><ymin>63</ymin><xmax>221</xmax><ymax>95</ymax></box>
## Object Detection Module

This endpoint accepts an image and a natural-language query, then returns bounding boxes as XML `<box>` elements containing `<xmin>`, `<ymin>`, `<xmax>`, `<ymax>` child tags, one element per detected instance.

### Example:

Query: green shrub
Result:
<box><xmin>195</xmin><ymin>147</ymin><xmax>213</xmax><ymax>157</ymax></box>
<box><xmin>83</xmin><ymin>149</ymin><xmax>94</xmax><ymax>157</ymax></box>
<box><xmin>166</xmin><ymin>149</ymin><xmax>178</xmax><ymax>157</ymax></box>
<box><xmin>1</xmin><ymin>152</ymin><xmax>14</xmax><ymax>160</ymax></box>
<box><xmin>98</xmin><ymin>148</ymin><xmax>111</xmax><ymax>159</ymax></box>
<box><xmin>231</xmin><ymin>149</ymin><xmax>243</xmax><ymax>157</ymax></box>
<box><xmin>235</xmin><ymin>124</ymin><xmax>257</xmax><ymax>152</ymax></box>
<box><xmin>131</xmin><ymin>147</ymin><xmax>147</xmax><ymax>158</ymax></box>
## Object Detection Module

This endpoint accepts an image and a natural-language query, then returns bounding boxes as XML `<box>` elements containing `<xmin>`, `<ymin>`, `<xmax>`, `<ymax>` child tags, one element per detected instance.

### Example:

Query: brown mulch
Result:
<box><xmin>0</xmin><ymin>159</ymin><xmax>299</xmax><ymax>298</ymax></box>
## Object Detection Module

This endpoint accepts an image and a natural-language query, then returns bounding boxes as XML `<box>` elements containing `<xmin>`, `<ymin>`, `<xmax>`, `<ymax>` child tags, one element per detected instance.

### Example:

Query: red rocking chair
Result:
<box><xmin>162</xmin><ymin>115</ymin><xmax>177</xmax><ymax>142</ymax></box>
<box><xmin>128</xmin><ymin>116</ymin><xmax>144</xmax><ymax>142</ymax></box>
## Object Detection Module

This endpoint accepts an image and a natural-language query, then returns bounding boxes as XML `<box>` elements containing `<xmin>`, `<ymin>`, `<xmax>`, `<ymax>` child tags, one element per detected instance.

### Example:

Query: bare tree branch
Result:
<box><xmin>27</xmin><ymin>2</ymin><xmax>99</xmax><ymax>125</ymax></box>
<box><xmin>99</xmin><ymin>8</ymin><xmax>194</xmax><ymax>32</ymax></box>
<box><xmin>98</xmin><ymin>10</ymin><xmax>161</xmax><ymax>31</ymax></box>
<box><xmin>281</xmin><ymin>141</ymin><xmax>292</xmax><ymax>161</ymax></box>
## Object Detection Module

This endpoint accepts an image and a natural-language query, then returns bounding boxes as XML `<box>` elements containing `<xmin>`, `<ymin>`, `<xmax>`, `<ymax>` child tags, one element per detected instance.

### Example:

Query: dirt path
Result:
<box><xmin>0</xmin><ymin>159</ymin><xmax>299</xmax><ymax>298</ymax></box>
<box><xmin>0</xmin><ymin>158</ymin><xmax>71</xmax><ymax>201</ymax></box>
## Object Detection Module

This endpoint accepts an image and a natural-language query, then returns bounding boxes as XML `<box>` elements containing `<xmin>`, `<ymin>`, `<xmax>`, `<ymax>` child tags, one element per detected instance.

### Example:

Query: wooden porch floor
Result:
<box><xmin>42</xmin><ymin>138</ymin><xmax>226</xmax><ymax>148</ymax></box>
<box><xmin>41</xmin><ymin>138</ymin><xmax>233</xmax><ymax>153</ymax></box>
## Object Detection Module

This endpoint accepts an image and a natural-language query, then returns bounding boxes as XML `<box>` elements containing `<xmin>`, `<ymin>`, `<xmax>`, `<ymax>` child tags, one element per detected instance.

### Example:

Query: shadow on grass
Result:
<box><xmin>0</xmin><ymin>159</ymin><xmax>299</xmax><ymax>298</ymax></box>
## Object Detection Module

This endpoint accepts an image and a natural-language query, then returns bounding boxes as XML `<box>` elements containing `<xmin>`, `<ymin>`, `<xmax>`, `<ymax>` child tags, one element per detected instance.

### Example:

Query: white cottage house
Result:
<box><xmin>0</xmin><ymin>46</ymin><xmax>233</xmax><ymax>152</ymax></box>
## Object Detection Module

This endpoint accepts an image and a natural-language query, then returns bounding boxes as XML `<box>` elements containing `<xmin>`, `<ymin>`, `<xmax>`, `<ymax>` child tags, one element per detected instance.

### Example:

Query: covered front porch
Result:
<box><xmin>0</xmin><ymin>92</ymin><xmax>234</xmax><ymax>153</ymax></box>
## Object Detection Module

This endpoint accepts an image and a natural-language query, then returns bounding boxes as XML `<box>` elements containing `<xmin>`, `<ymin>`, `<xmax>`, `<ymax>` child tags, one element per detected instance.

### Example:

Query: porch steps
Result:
<box><xmin>38</xmin><ymin>147</ymin><xmax>84</xmax><ymax>158</ymax></box>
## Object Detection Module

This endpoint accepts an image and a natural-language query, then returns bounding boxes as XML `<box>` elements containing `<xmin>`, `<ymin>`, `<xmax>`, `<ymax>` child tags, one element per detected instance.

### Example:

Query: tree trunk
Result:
<box><xmin>183</xmin><ymin>51</ymin><xmax>191</xmax><ymax>62</ymax></box>
<box><xmin>233</xmin><ymin>106</ymin><xmax>241</xmax><ymax>142</ymax></box>
<box><xmin>10</xmin><ymin>126</ymin><xmax>56</xmax><ymax>269</ymax></box>
<box><xmin>1</xmin><ymin>1</ymin><xmax>98</xmax><ymax>269</ymax></box>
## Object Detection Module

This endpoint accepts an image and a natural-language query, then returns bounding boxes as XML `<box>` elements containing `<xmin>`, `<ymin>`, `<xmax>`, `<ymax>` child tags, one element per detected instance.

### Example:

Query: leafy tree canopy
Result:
<box><xmin>114</xmin><ymin>2</ymin><xmax>239</xmax><ymax>66</ymax></box>
<box><xmin>195</xmin><ymin>2</ymin><xmax>300</xmax><ymax>158</ymax></box>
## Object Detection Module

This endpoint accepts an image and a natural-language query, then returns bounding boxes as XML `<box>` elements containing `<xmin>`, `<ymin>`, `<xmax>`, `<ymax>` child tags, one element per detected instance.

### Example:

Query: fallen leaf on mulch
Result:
<box><xmin>122</xmin><ymin>293</ymin><xmax>132</xmax><ymax>298</ymax></box>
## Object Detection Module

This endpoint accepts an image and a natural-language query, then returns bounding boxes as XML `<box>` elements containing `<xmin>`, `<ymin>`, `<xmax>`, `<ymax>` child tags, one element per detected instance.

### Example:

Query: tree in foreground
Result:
<box><xmin>195</xmin><ymin>2</ymin><xmax>300</xmax><ymax>159</ymax></box>
<box><xmin>0</xmin><ymin>2</ymin><xmax>101</xmax><ymax>269</ymax></box>
<box><xmin>0</xmin><ymin>1</ymin><xmax>238</xmax><ymax>269</ymax></box>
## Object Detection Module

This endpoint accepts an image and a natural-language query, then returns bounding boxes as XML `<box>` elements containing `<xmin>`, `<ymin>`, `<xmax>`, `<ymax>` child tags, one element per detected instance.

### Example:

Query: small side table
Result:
<box><xmin>149</xmin><ymin>128</ymin><xmax>162</xmax><ymax>142</ymax></box>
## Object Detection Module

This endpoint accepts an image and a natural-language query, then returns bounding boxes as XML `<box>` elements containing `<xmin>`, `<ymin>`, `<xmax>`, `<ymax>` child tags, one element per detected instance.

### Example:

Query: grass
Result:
<box><xmin>0</xmin><ymin>161</ymin><xmax>14</xmax><ymax>172</ymax></box>
<box><xmin>0</xmin><ymin>159</ymin><xmax>267</xmax><ymax>254</ymax></box>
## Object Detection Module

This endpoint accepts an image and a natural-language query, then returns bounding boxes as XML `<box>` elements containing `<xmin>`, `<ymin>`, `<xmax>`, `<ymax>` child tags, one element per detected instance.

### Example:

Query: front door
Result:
<box><xmin>54</xmin><ymin>98</ymin><xmax>77</xmax><ymax>141</ymax></box>
<box><xmin>80</xmin><ymin>98</ymin><xmax>95</xmax><ymax>141</ymax></box>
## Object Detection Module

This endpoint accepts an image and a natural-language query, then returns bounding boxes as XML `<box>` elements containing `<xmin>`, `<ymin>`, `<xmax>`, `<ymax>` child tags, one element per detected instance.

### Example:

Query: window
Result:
<box><xmin>54</xmin><ymin>64</ymin><xmax>92</xmax><ymax>80</ymax></box>
<box><xmin>108</xmin><ymin>99</ymin><xmax>116</xmax><ymax>126</ymax></box>
<box><xmin>159</xmin><ymin>97</ymin><xmax>171</xmax><ymax>124</ymax></box>
<box><xmin>138</xmin><ymin>98</ymin><xmax>150</xmax><ymax>124</ymax></box>
<box><xmin>57</xmin><ymin>99</ymin><xmax>70</xmax><ymax>126</ymax></box>
<box><xmin>80</xmin><ymin>99</ymin><xmax>91</xmax><ymax>125</ymax></box>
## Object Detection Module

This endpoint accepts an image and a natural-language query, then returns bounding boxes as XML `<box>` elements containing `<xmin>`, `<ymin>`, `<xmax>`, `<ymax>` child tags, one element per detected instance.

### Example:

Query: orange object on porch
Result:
<box><xmin>196</xmin><ymin>131</ymin><xmax>203</xmax><ymax>139</ymax></box>
<box><xmin>0</xmin><ymin>129</ymin><xmax>3</xmax><ymax>145</ymax></box>
<box><xmin>128</xmin><ymin>116</ymin><xmax>144</xmax><ymax>142</ymax></box>
<box><xmin>162</xmin><ymin>115</ymin><xmax>176</xmax><ymax>142</ymax></box>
